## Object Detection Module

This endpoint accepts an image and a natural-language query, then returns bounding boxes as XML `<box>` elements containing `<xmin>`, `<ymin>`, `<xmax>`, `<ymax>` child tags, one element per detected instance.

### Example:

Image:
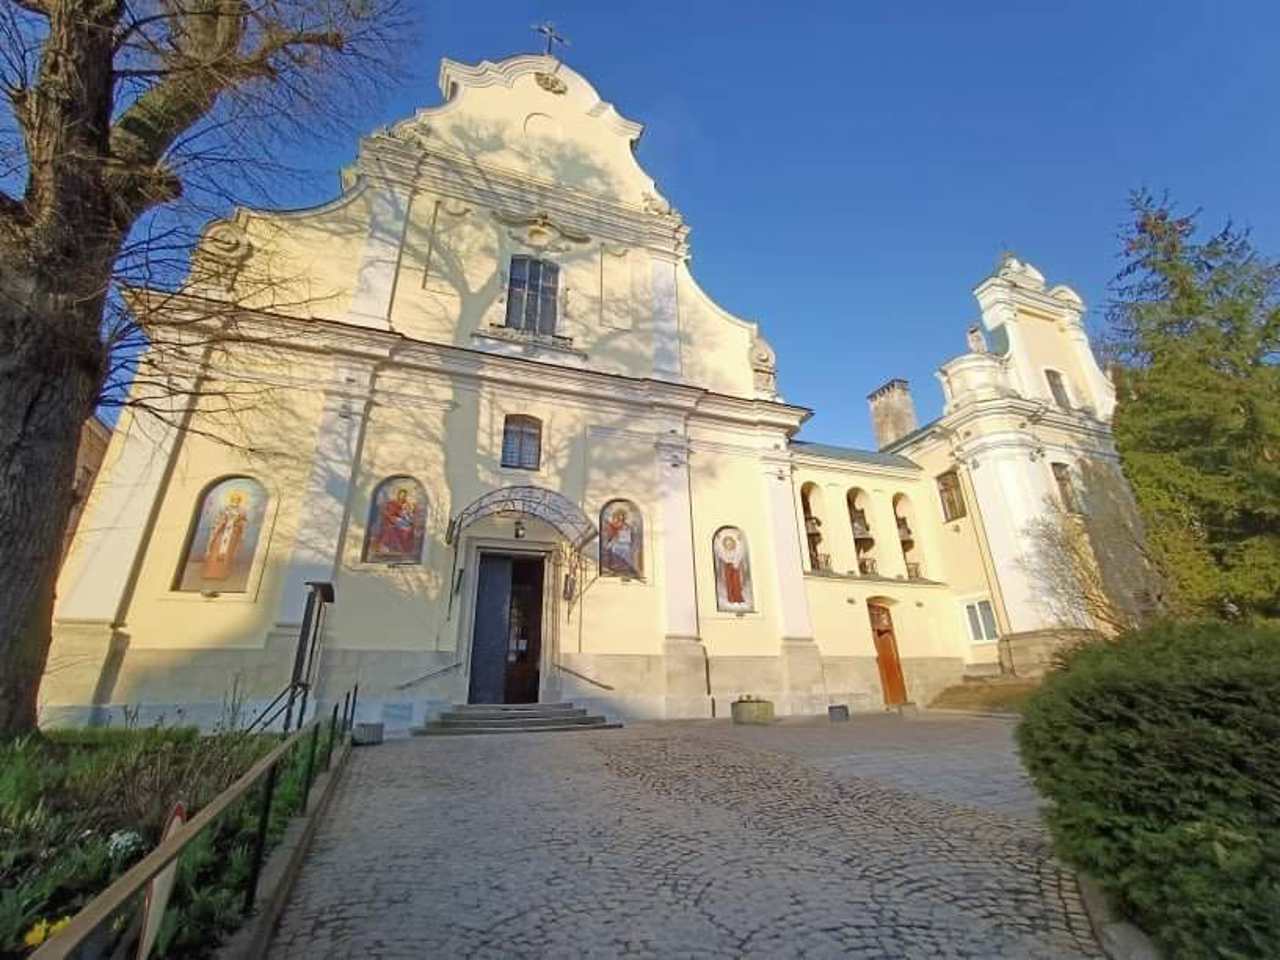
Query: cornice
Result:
<box><xmin>789</xmin><ymin>452</ymin><xmax>921</xmax><ymax>481</ymax></box>
<box><xmin>137</xmin><ymin>292</ymin><xmax>809</xmax><ymax>434</ymax></box>
<box><xmin>353</xmin><ymin>139</ymin><xmax>691</xmax><ymax>259</ymax></box>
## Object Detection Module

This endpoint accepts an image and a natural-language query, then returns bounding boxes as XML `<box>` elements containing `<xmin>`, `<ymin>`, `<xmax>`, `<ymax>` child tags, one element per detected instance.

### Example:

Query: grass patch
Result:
<box><xmin>928</xmin><ymin>679</ymin><xmax>1040</xmax><ymax>714</ymax></box>
<box><xmin>1</xmin><ymin>722</ymin><xmax>327</xmax><ymax>958</ymax></box>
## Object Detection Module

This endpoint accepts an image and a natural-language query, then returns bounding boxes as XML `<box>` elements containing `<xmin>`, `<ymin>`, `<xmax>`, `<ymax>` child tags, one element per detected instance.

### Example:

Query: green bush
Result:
<box><xmin>1018</xmin><ymin>621</ymin><xmax>1280</xmax><ymax>959</ymax></box>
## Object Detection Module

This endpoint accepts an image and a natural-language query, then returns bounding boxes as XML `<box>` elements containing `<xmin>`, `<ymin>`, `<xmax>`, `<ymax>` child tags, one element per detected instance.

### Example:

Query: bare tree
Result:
<box><xmin>0</xmin><ymin>0</ymin><xmax>409</xmax><ymax>737</ymax></box>
<box><xmin>1023</xmin><ymin>459</ymin><xmax>1167</xmax><ymax>637</ymax></box>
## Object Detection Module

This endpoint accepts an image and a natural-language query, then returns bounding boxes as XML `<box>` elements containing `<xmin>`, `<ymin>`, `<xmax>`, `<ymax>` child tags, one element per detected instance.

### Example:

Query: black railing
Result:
<box><xmin>33</xmin><ymin>690</ymin><xmax>358</xmax><ymax>959</ymax></box>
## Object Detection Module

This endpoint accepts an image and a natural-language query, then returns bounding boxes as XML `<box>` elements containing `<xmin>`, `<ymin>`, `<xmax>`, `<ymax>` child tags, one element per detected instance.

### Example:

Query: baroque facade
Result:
<box><xmin>45</xmin><ymin>54</ymin><xmax>1119</xmax><ymax>730</ymax></box>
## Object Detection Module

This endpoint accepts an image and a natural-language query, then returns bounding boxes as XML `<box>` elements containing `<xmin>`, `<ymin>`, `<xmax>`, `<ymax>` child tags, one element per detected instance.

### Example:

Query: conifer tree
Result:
<box><xmin>1108</xmin><ymin>192</ymin><xmax>1280</xmax><ymax>619</ymax></box>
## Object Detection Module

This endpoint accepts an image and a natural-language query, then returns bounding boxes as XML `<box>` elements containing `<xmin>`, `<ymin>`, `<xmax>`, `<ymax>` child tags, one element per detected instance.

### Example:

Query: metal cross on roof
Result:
<box><xmin>532</xmin><ymin>21</ymin><xmax>569</xmax><ymax>57</ymax></box>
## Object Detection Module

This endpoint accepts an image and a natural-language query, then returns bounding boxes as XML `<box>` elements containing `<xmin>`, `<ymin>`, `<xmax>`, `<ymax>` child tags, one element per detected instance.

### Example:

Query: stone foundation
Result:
<box><xmin>999</xmin><ymin>628</ymin><xmax>1100</xmax><ymax>678</ymax></box>
<box><xmin>40</xmin><ymin>625</ymin><xmax>967</xmax><ymax>732</ymax></box>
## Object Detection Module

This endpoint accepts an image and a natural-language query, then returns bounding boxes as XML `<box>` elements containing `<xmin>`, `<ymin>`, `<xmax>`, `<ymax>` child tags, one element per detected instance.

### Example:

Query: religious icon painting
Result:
<box><xmin>713</xmin><ymin>526</ymin><xmax>754</xmax><ymax>612</ymax></box>
<box><xmin>364</xmin><ymin>476</ymin><xmax>427</xmax><ymax>563</ymax></box>
<box><xmin>176</xmin><ymin>476</ymin><xmax>268</xmax><ymax>593</ymax></box>
<box><xmin>599</xmin><ymin>499</ymin><xmax>643</xmax><ymax>578</ymax></box>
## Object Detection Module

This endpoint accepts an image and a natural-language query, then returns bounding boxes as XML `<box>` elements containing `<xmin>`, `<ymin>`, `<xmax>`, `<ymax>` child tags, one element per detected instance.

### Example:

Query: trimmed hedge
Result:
<box><xmin>1018</xmin><ymin>621</ymin><xmax>1280</xmax><ymax>959</ymax></box>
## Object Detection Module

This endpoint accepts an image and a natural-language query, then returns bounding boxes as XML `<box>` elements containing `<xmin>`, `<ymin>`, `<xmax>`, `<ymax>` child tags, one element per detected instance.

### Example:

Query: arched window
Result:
<box><xmin>847</xmin><ymin>488</ymin><xmax>877</xmax><ymax>576</ymax></box>
<box><xmin>892</xmin><ymin>493</ymin><xmax>925</xmax><ymax>580</ymax></box>
<box><xmin>501</xmin><ymin>415</ymin><xmax>542</xmax><ymax>470</ymax></box>
<box><xmin>800</xmin><ymin>482</ymin><xmax>829</xmax><ymax>571</ymax></box>
<box><xmin>599</xmin><ymin>499</ymin><xmax>643</xmax><ymax>578</ymax></box>
<box><xmin>175</xmin><ymin>476</ymin><xmax>268</xmax><ymax>593</ymax></box>
<box><xmin>505</xmin><ymin>255</ymin><xmax>559</xmax><ymax>335</ymax></box>
<box><xmin>1045</xmin><ymin>369</ymin><xmax>1072</xmax><ymax>410</ymax></box>
<box><xmin>936</xmin><ymin>471</ymin><xmax>966</xmax><ymax>521</ymax></box>
<box><xmin>712</xmin><ymin>526</ymin><xmax>754</xmax><ymax>612</ymax></box>
<box><xmin>1051</xmin><ymin>462</ymin><xmax>1081</xmax><ymax>514</ymax></box>
<box><xmin>364</xmin><ymin>476</ymin><xmax>427</xmax><ymax>563</ymax></box>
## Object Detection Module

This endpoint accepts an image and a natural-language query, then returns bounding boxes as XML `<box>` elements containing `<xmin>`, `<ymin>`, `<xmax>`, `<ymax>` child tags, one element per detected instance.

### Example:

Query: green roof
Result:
<box><xmin>789</xmin><ymin>441</ymin><xmax>920</xmax><ymax>470</ymax></box>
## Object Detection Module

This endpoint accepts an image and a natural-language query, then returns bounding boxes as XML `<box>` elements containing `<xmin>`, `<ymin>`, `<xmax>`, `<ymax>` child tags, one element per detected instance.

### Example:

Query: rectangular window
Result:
<box><xmin>1051</xmin><ymin>462</ymin><xmax>1081</xmax><ymax>514</ymax></box>
<box><xmin>965</xmin><ymin>600</ymin><xmax>999</xmax><ymax>642</ymax></box>
<box><xmin>501</xmin><ymin>416</ymin><xmax>542</xmax><ymax>470</ymax></box>
<box><xmin>1045</xmin><ymin>369</ymin><xmax>1072</xmax><ymax>409</ymax></box>
<box><xmin>936</xmin><ymin>470</ymin><xmax>966</xmax><ymax>521</ymax></box>
<box><xmin>505</xmin><ymin>256</ymin><xmax>559</xmax><ymax>335</ymax></box>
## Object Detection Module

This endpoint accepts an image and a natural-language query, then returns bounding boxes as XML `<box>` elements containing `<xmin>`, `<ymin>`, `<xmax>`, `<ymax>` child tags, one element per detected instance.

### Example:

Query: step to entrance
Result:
<box><xmin>412</xmin><ymin>702</ymin><xmax>621</xmax><ymax>737</ymax></box>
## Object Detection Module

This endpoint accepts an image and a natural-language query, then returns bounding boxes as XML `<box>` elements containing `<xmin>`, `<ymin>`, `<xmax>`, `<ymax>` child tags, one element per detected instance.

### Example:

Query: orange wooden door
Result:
<box><xmin>868</xmin><ymin>603</ymin><xmax>908</xmax><ymax>706</ymax></box>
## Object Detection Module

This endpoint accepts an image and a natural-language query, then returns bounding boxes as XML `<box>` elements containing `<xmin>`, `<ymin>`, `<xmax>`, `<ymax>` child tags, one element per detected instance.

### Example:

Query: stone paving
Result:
<box><xmin>270</xmin><ymin>713</ymin><xmax>1099</xmax><ymax>958</ymax></box>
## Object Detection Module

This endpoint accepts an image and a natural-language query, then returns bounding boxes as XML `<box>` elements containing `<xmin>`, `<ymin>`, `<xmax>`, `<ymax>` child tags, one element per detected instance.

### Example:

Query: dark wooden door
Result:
<box><xmin>869</xmin><ymin>603</ymin><xmax>908</xmax><ymax>706</ymax></box>
<box><xmin>468</xmin><ymin>554</ymin><xmax>513</xmax><ymax>704</ymax></box>
<box><xmin>503</xmin><ymin>557</ymin><xmax>544</xmax><ymax>703</ymax></box>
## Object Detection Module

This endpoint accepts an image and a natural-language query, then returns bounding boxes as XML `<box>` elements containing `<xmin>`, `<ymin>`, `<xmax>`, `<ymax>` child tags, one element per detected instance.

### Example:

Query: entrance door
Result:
<box><xmin>868</xmin><ymin>602</ymin><xmax>908</xmax><ymax>706</ymax></box>
<box><xmin>468</xmin><ymin>553</ymin><xmax>545</xmax><ymax>704</ymax></box>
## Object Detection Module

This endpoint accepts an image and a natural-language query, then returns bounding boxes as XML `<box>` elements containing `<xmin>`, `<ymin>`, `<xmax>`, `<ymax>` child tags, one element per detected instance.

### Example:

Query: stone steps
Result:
<box><xmin>413</xmin><ymin>702</ymin><xmax>621</xmax><ymax>737</ymax></box>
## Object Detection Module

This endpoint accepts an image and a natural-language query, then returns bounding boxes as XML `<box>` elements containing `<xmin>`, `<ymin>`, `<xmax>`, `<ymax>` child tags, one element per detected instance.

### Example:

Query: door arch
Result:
<box><xmin>867</xmin><ymin>599</ymin><xmax>908</xmax><ymax>706</ymax></box>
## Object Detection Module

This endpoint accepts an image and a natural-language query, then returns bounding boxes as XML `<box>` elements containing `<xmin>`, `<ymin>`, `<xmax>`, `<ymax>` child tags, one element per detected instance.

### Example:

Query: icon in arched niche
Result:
<box><xmin>599</xmin><ymin>500</ymin><xmax>643</xmax><ymax>578</ymax></box>
<box><xmin>176</xmin><ymin>476</ymin><xmax>268</xmax><ymax>592</ymax></box>
<box><xmin>713</xmin><ymin>526</ymin><xmax>754</xmax><ymax>612</ymax></box>
<box><xmin>365</xmin><ymin>476</ymin><xmax>427</xmax><ymax>563</ymax></box>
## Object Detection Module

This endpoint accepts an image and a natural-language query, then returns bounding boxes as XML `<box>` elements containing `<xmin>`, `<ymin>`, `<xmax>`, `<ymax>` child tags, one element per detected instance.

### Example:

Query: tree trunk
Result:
<box><xmin>0</xmin><ymin>276</ymin><xmax>103</xmax><ymax>737</ymax></box>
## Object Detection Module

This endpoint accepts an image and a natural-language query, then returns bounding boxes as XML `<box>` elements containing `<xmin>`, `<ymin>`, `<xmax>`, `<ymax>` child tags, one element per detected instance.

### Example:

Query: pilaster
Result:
<box><xmin>274</xmin><ymin>360</ymin><xmax>376</xmax><ymax>625</ymax></box>
<box><xmin>762</xmin><ymin>456</ymin><xmax>815</xmax><ymax>642</ymax></box>
<box><xmin>345</xmin><ymin>178</ymin><xmax>414</xmax><ymax>330</ymax></box>
<box><xmin>55</xmin><ymin>388</ymin><xmax>193</xmax><ymax>624</ymax></box>
<box><xmin>651</xmin><ymin>257</ymin><xmax>682</xmax><ymax>380</ymax></box>
<box><xmin>656</xmin><ymin>430</ymin><xmax>699</xmax><ymax>643</ymax></box>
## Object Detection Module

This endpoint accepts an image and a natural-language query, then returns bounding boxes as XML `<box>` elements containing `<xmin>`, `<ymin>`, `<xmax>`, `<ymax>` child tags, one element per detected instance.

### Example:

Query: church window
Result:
<box><xmin>364</xmin><ymin>476</ymin><xmax>427</xmax><ymax>563</ymax></box>
<box><xmin>501</xmin><ymin>415</ymin><xmax>542</xmax><ymax>470</ymax></box>
<box><xmin>800</xmin><ymin>482</ymin><xmax>830</xmax><ymax>571</ymax></box>
<box><xmin>600</xmin><ymin>500</ymin><xmax>643</xmax><ymax>578</ymax></box>
<box><xmin>893</xmin><ymin>493</ymin><xmax>925</xmax><ymax>579</ymax></box>
<box><xmin>1051</xmin><ymin>462</ymin><xmax>1081</xmax><ymax>514</ymax></box>
<box><xmin>1045</xmin><ymin>369</ymin><xmax>1072</xmax><ymax>409</ymax></box>
<box><xmin>936</xmin><ymin>471</ymin><xmax>966</xmax><ymax>521</ymax></box>
<box><xmin>964</xmin><ymin>599</ymin><xmax>999</xmax><ymax>643</ymax></box>
<box><xmin>505</xmin><ymin>256</ymin><xmax>559</xmax><ymax>335</ymax></box>
<box><xmin>174</xmin><ymin>476</ymin><xmax>268</xmax><ymax>594</ymax></box>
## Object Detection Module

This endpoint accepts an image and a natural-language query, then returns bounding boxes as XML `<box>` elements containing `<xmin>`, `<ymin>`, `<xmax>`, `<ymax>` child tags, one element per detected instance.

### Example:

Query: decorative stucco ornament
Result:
<box><xmin>535</xmin><ymin>71</ymin><xmax>567</xmax><ymax>94</ymax></box>
<box><xmin>493</xmin><ymin>209</ymin><xmax>590</xmax><ymax>252</ymax></box>
<box><xmin>750</xmin><ymin>332</ymin><xmax>778</xmax><ymax>397</ymax></box>
<box><xmin>641</xmin><ymin>191</ymin><xmax>679</xmax><ymax>219</ymax></box>
<box><xmin>200</xmin><ymin>219</ymin><xmax>253</xmax><ymax>291</ymax></box>
<box><xmin>996</xmin><ymin>254</ymin><xmax>1046</xmax><ymax>291</ymax></box>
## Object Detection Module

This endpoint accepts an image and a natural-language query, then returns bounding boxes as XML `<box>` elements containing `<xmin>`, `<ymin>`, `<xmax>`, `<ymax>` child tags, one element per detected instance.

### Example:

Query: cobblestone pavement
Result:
<box><xmin>270</xmin><ymin>714</ymin><xmax>1099</xmax><ymax>959</ymax></box>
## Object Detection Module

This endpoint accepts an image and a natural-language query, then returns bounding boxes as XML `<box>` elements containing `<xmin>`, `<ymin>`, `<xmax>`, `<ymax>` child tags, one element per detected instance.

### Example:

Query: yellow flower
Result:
<box><xmin>21</xmin><ymin>916</ymin><xmax>70</xmax><ymax>948</ymax></box>
<box><xmin>22</xmin><ymin>919</ymin><xmax>49</xmax><ymax>947</ymax></box>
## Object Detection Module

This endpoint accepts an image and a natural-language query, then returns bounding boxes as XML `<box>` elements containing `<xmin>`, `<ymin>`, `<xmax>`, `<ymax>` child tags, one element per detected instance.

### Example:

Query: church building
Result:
<box><xmin>44</xmin><ymin>53</ymin><xmax>1121</xmax><ymax>731</ymax></box>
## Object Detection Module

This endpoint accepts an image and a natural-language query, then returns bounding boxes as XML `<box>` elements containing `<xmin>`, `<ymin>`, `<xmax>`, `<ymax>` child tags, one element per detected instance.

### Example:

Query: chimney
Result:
<box><xmin>867</xmin><ymin>379</ymin><xmax>918</xmax><ymax>448</ymax></box>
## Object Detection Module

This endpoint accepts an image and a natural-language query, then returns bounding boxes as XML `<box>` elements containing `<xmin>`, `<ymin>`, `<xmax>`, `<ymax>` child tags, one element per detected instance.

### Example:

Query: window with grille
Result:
<box><xmin>505</xmin><ymin>256</ymin><xmax>559</xmax><ymax>335</ymax></box>
<box><xmin>965</xmin><ymin>599</ymin><xmax>999</xmax><ymax>643</ymax></box>
<box><xmin>501</xmin><ymin>415</ymin><xmax>542</xmax><ymax>470</ymax></box>
<box><xmin>1051</xmin><ymin>462</ymin><xmax>1081</xmax><ymax>514</ymax></box>
<box><xmin>936</xmin><ymin>470</ymin><xmax>966</xmax><ymax>521</ymax></box>
<box><xmin>1045</xmin><ymin>369</ymin><xmax>1072</xmax><ymax>409</ymax></box>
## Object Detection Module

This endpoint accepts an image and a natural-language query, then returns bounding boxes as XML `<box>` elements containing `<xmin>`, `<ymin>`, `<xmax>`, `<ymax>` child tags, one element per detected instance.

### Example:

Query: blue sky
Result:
<box><xmin>282</xmin><ymin>1</ymin><xmax>1280</xmax><ymax>449</ymax></box>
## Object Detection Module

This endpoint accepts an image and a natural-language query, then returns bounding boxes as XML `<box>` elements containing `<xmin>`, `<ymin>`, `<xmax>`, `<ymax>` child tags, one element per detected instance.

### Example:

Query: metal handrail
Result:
<box><xmin>33</xmin><ymin>688</ymin><xmax>356</xmax><ymax>960</ymax></box>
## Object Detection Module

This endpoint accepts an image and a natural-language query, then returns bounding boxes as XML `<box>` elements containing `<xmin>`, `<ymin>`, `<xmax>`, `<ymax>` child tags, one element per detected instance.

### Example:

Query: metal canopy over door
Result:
<box><xmin>467</xmin><ymin>554</ymin><xmax>546</xmax><ymax>705</ymax></box>
<box><xmin>868</xmin><ymin>602</ymin><xmax>909</xmax><ymax>706</ymax></box>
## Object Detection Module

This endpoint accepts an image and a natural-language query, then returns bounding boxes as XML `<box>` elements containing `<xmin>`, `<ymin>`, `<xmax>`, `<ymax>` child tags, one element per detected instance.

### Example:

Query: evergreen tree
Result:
<box><xmin>1108</xmin><ymin>192</ymin><xmax>1280</xmax><ymax>619</ymax></box>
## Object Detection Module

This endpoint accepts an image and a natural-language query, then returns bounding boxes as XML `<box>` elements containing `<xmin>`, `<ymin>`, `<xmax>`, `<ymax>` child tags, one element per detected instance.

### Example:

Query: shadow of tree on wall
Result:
<box><xmin>48</xmin><ymin>119</ymin><xmax>747</xmax><ymax>728</ymax></box>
